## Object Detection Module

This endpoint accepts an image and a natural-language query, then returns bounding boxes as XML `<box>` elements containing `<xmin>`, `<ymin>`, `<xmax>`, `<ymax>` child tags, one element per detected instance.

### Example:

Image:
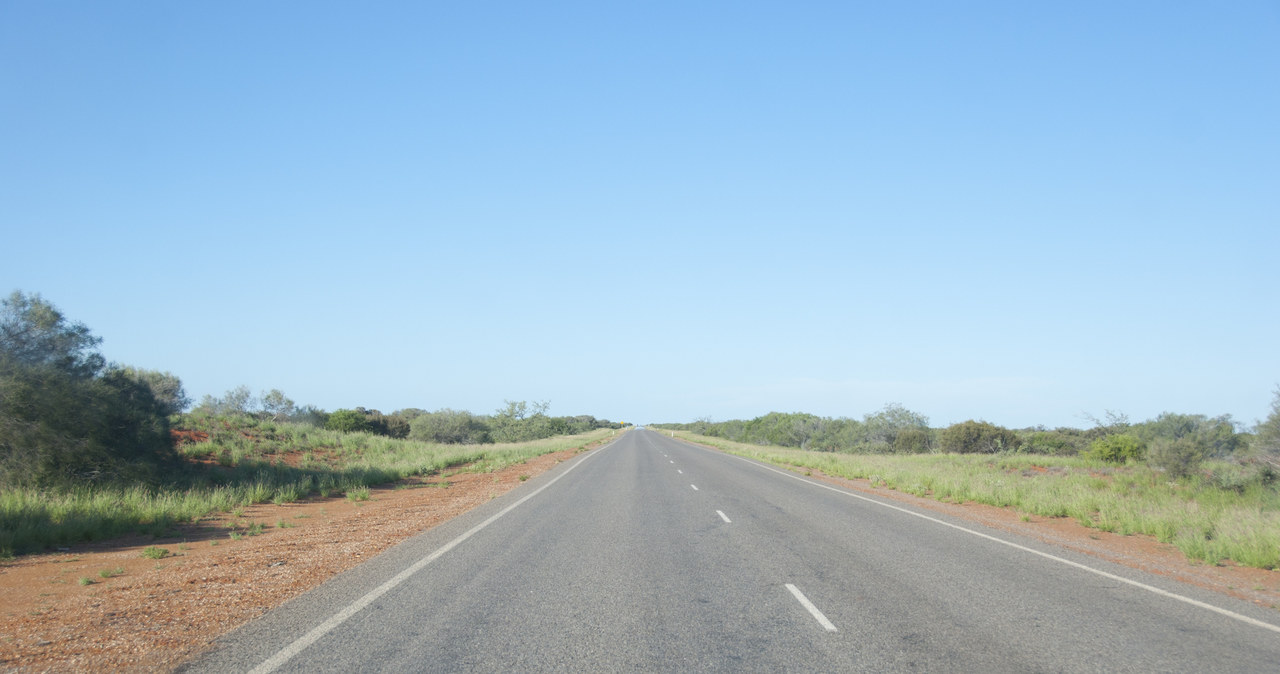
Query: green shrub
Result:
<box><xmin>1085</xmin><ymin>434</ymin><xmax>1146</xmax><ymax>463</ymax></box>
<box><xmin>893</xmin><ymin>427</ymin><xmax>934</xmax><ymax>454</ymax></box>
<box><xmin>1148</xmin><ymin>436</ymin><xmax>1204</xmax><ymax>478</ymax></box>
<box><xmin>938</xmin><ymin>420</ymin><xmax>1021</xmax><ymax>454</ymax></box>
<box><xmin>1022</xmin><ymin>430</ymin><xmax>1085</xmax><ymax>456</ymax></box>
<box><xmin>0</xmin><ymin>291</ymin><xmax>180</xmax><ymax>488</ymax></box>
<box><xmin>325</xmin><ymin>409</ymin><xmax>370</xmax><ymax>433</ymax></box>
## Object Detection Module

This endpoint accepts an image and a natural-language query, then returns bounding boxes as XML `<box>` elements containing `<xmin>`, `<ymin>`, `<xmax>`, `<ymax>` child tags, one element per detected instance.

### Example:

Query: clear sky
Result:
<box><xmin>3</xmin><ymin>2</ymin><xmax>1277</xmax><ymax>430</ymax></box>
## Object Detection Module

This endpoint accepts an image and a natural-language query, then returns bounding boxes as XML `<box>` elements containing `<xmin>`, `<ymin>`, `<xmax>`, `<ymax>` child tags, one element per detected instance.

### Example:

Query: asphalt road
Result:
<box><xmin>186</xmin><ymin>429</ymin><xmax>1280</xmax><ymax>672</ymax></box>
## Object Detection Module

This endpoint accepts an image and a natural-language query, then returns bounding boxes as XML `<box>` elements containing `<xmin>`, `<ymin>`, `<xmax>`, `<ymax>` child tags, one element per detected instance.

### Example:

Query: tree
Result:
<box><xmin>0</xmin><ymin>291</ymin><xmax>104</xmax><ymax>379</ymax></box>
<box><xmin>260</xmin><ymin>389</ymin><xmax>295</xmax><ymax>421</ymax></box>
<box><xmin>0</xmin><ymin>291</ymin><xmax>178</xmax><ymax>487</ymax></box>
<box><xmin>938</xmin><ymin>420</ymin><xmax>1021</xmax><ymax>454</ymax></box>
<box><xmin>409</xmin><ymin>409</ymin><xmax>490</xmax><ymax>444</ymax></box>
<box><xmin>114</xmin><ymin>366</ymin><xmax>190</xmax><ymax>416</ymax></box>
<box><xmin>1255</xmin><ymin>387</ymin><xmax>1280</xmax><ymax>469</ymax></box>
<box><xmin>863</xmin><ymin>403</ymin><xmax>929</xmax><ymax>451</ymax></box>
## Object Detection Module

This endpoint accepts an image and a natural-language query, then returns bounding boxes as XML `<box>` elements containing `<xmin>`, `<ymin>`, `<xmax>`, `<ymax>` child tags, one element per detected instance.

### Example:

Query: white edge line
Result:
<box><xmin>786</xmin><ymin>583</ymin><xmax>838</xmax><ymax>632</ymax></box>
<box><xmin>249</xmin><ymin>438</ymin><xmax>620</xmax><ymax>674</ymax></box>
<box><xmin>702</xmin><ymin>446</ymin><xmax>1280</xmax><ymax>636</ymax></box>
<box><xmin>717</xmin><ymin>510</ymin><xmax>731</xmax><ymax>523</ymax></box>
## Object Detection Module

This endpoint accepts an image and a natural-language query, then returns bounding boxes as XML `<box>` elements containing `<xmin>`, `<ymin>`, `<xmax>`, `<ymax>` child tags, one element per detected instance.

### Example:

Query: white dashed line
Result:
<box><xmin>717</xmin><ymin>510</ymin><xmax>731</xmax><ymax>523</ymax></box>
<box><xmin>786</xmin><ymin>584</ymin><xmax>837</xmax><ymax>632</ymax></box>
<box><xmin>691</xmin><ymin>484</ymin><xmax>699</xmax><ymax>491</ymax></box>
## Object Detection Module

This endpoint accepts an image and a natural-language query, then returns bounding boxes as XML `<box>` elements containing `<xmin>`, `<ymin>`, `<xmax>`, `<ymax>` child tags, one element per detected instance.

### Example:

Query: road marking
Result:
<box><xmin>706</xmin><ymin>448</ymin><xmax>1280</xmax><ymax>636</ymax></box>
<box><xmin>248</xmin><ymin>437</ymin><xmax>621</xmax><ymax>674</ymax></box>
<box><xmin>786</xmin><ymin>584</ymin><xmax>837</xmax><ymax>632</ymax></box>
<box><xmin>691</xmin><ymin>484</ymin><xmax>699</xmax><ymax>491</ymax></box>
<box><xmin>717</xmin><ymin>510</ymin><xmax>731</xmax><ymax>523</ymax></box>
<box><xmin>669</xmin><ymin>460</ymin><xmax>675</xmax><ymax>464</ymax></box>
<box><xmin>677</xmin><ymin>469</ymin><xmax>683</xmax><ymax>474</ymax></box>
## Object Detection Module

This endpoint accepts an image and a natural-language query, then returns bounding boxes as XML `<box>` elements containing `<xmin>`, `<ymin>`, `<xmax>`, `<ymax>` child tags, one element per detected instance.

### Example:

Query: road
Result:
<box><xmin>186</xmin><ymin>428</ymin><xmax>1280</xmax><ymax>672</ymax></box>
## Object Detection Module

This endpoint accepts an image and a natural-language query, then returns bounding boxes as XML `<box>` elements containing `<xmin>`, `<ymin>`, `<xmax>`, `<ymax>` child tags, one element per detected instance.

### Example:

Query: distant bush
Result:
<box><xmin>409</xmin><ymin>409</ymin><xmax>491</xmax><ymax>444</ymax></box>
<box><xmin>1021</xmin><ymin>429</ymin><xmax>1087</xmax><ymax>456</ymax></box>
<box><xmin>1147</xmin><ymin>436</ymin><xmax>1203</xmax><ymax>478</ymax></box>
<box><xmin>938</xmin><ymin>420</ymin><xmax>1021</xmax><ymax>454</ymax></box>
<box><xmin>1085</xmin><ymin>434</ymin><xmax>1146</xmax><ymax>463</ymax></box>
<box><xmin>325</xmin><ymin>409</ymin><xmax>370</xmax><ymax>433</ymax></box>
<box><xmin>892</xmin><ymin>427</ymin><xmax>934</xmax><ymax>453</ymax></box>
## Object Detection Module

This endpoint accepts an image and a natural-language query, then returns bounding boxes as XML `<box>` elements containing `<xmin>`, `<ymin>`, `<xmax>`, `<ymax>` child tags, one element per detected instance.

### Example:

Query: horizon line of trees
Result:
<box><xmin>652</xmin><ymin>399</ymin><xmax>1280</xmax><ymax>479</ymax></box>
<box><xmin>192</xmin><ymin>388</ymin><xmax>624</xmax><ymax>444</ymax></box>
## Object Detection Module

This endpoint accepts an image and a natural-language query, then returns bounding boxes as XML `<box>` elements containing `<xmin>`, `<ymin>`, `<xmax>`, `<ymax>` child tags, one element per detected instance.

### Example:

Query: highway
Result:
<box><xmin>186</xmin><ymin>428</ymin><xmax>1280</xmax><ymax>672</ymax></box>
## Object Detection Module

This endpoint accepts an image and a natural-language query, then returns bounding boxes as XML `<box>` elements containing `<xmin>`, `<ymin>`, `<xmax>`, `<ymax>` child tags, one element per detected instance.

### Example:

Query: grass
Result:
<box><xmin>674</xmin><ymin>431</ymin><xmax>1280</xmax><ymax>570</ymax></box>
<box><xmin>1</xmin><ymin>421</ymin><xmax>616</xmax><ymax>557</ymax></box>
<box><xmin>140</xmin><ymin>546</ymin><xmax>169</xmax><ymax>560</ymax></box>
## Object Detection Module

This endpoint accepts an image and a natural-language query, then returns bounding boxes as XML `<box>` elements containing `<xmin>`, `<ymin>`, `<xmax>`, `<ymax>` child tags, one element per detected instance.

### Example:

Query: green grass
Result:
<box><xmin>140</xmin><ymin>546</ymin><xmax>169</xmax><ymax>560</ymax></box>
<box><xmin>674</xmin><ymin>431</ymin><xmax>1280</xmax><ymax>570</ymax></box>
<box><xmin>1</xmin><ymin>422</ymin><xmax>616</xmax><ymax>557</ymax></box>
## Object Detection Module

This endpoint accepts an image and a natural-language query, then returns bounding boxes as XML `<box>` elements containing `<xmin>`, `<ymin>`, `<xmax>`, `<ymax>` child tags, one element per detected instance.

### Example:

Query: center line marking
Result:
<box><xmin>717</xmin><ymin>510</ymin><xmax>731</xmax><ymax>523</ymax></box>
<box><xmin>787</xmin><ymin>584</ymin><xmax>838</xmax><ymax>632</ymax></box>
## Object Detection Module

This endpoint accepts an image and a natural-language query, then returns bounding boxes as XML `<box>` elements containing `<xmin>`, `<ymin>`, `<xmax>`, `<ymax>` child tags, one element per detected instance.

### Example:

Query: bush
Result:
<box><xmin>938</xmin><ymin>420</ymin><xmax>1021</xmax><ymax>454</ymax></box>
<box><xmin>409</xmin><ymin>409</ymin><xmax>491</xmax><ymax>444</ymax></box>
<box><xmin>324</xmin><ymin>409</ymin><xmax>370</xmax><ymax>433</ymax></box>
<box><xmin>0</xmin><ymin>291</ymin><xmax>179</xmax><ymax>487</ymax></box>
<box><xmin>893</xmin><ymin>427</ymin><xmax>934</xmax><ymax>453</ymax></box>
<box><xmin>1022</xmin><ymin>429</ymin><xmax>1086</xmax><ymax>456</ymax></box>
<box><xmin>1085</xmin><ymin>434</ymin><xmax>1146</xmax><ymax>463</ymax></box>
<box><xmin>1148</xmin><ymin>436</ymin><xmax>1203</xmax><ymax>478</ymax></box>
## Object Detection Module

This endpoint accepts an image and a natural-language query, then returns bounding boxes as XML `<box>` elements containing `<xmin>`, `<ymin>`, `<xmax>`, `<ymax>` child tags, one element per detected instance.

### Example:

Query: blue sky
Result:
<box><xmin>3</xmin><ymin>2</ymin><xmax>1277</xmax><ymax>429</ymax></box>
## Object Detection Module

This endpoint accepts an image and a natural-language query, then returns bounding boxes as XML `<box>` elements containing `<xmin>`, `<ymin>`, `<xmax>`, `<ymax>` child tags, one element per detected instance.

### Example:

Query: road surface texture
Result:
<box><xmin>185</xmin><ymin>429</ymin><xmax>1280</xmax><ymax>672</ymax></box>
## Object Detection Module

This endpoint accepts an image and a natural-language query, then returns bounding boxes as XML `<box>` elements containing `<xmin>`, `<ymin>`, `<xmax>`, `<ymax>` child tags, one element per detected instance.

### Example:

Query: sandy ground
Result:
<box><xmin>2</xmin><ymin>440</ymin><xmax>1277</xmax><ymax>672</ymax></box>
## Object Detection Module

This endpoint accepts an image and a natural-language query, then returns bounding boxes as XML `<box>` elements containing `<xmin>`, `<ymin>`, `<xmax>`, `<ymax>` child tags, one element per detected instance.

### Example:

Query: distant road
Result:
<box><xmin>187</xmin><ymin>429</ymin><xmax>1280</xmax><ymax>672</ymax></box>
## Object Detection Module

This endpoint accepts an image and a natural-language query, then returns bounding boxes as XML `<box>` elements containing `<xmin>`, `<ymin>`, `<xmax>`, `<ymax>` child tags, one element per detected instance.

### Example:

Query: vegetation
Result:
<box><xmin>0</xmin><ymin>290</ymin><xmax>621</xmax><ymax>557</ymax></box>
<box><xmin>674</xmin><ymin>431</ymin><xmax>1280</xmax><ymax>569</ymax></box>
<box><xmin>0</xmin><ymin>291</ymin><xmax>181</xmax><ymax>488</ymax></box>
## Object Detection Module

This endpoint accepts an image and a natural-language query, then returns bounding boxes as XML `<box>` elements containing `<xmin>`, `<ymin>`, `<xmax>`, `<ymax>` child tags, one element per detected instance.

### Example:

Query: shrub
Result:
<box><xmin>1022</xmin><ymin>430</ymin><xmax>1086</xmax><ymax>456</ymax></box>
<box><xmin>1148</xmin><ymin>436</ymin><xmax>1205</xmax><ymax>478</ymax></box>
<box><xmin>938</xmin><ymin>420</ymin><xmax>1021</xmax><ymax>454</ymax></box>
<box><xmin>1085</xmin><ymin>434</ymin><xmax>1146</xmax><ymax>463</ymax></box>
<box><xmin>893</xmin><ymin>427</ymin><xmax>934</xmax><ymax>453</ymax></box>
<box><xmin>0</xmin><ymin>292</ymin><xmax>179</xmax><ymax>488</ymax></box>
<box><xmin>325</xmin><ymin>409</ymin><xmax>370</xmax><ymax>434</ymax></box>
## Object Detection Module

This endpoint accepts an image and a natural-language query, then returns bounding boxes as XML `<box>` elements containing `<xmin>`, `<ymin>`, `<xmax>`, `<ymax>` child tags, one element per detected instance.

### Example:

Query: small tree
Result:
<box><xmin>260</xmin><ymin>389</ymin><xmax>295</xmax><ymax>421</ymax></box>
<box><xmin>1254</xmin><ymin>387</ymin><xmax>1280</xmax><ymax>470</ymax></box>
<box><xmin>1147</xmin><ymin>436</ymin><xmax>1202</xmax><ymax>478</ymax></box>
<box><xmin>115</xmin><ymin>366</ymin><xmax>190</xmax><ymax>416</ymax></box>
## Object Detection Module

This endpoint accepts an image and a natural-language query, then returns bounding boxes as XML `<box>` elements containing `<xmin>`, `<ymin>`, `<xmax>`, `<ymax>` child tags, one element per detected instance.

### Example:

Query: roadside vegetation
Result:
<box><xmin>0</xmin><ymin>290</ymin><xmax>623</xmax><ymax>557</ymax></box>
<box><xmin>657</xmin><ymin>396</ymin><xmax>1280</xmax><ymax>570</ymax></box>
